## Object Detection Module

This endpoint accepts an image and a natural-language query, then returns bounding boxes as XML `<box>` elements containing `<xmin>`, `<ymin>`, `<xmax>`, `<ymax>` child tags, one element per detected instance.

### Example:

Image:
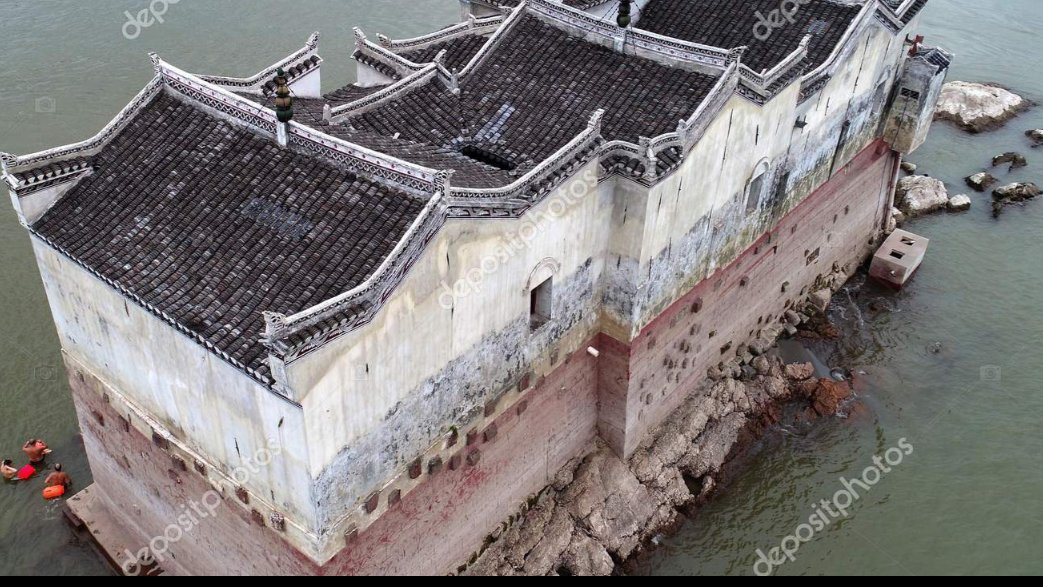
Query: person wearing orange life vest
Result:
<box><xmin>44</xmin><ymin>464</ymin><xmax>71</xmax><ymax>489</ymax></box>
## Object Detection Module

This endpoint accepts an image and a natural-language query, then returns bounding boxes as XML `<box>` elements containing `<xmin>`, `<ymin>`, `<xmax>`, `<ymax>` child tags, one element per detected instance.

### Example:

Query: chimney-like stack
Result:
<box><xmin>274</xmin><ymin>68</ymin><xmax>293</xmax><ymax>147</ymax></box>
<box><xmin>617</xmin><ymin>0</ymin><xmax>633</xmax><ymax>29</ymax></box>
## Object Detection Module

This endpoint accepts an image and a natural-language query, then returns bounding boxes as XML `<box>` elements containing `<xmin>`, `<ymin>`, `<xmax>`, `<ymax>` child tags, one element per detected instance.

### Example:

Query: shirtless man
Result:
<box><xmin>22</xmin><ymin>439</ymin><xmax>51</xmax><ymax>464</ymax></box>
<box><xmin>44</xmin><ymin>464</ymin><xmax>71</xmax><ymax>488</ymax></box>
<box><xmin>1</xmin><ymin>460</ymin><xmax>17</xmax><ymax>481</ymax></box>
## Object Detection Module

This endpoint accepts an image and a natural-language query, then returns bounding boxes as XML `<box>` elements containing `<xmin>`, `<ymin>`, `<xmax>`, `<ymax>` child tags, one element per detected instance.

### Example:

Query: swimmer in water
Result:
<box><xmin>1</xmin><ymin>459</ymin><xmax>18</xmax><ymax>481</ymax></box>
<box><xmin>44</xmin><ymin>464</ymin><xmax>71</xmax><ymax>489</ymax></box>
<box><xmin>22</xmin><ymin>439</ymin><xmax>52</xmax><ymax>465</ymax></box>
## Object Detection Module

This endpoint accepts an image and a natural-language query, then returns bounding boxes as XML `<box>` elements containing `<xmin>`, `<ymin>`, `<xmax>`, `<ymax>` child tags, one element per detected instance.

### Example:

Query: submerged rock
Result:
<box><xmin>992</xmin><ymin>182</ymin><xmax>1041</xmax><ymax>217</ymax></box>
<box><xmin>1027</xmin><ymin>129</ymin><xmax>1043</xmax><ymax>145</ymax></box>
<box><xmin>965</xmin><ymin>172</ymin><xmax>998</xmax><ymax>192</ymax></box>
<box><xmin>948</xmin><ymin>194</ymin><xmax>972</xmax><ymax>212</ymax></box>
<box><xmin>935</xmin><ymin>82</ymin><xmax>1030</xmax><ymax>133</ymax></box>
<box><xmin>811</xmin><ymin>378</ymin><xmax>853</xmax><ymax>417</ymax></box>
<box><xmin>992</xmin><ymin>151</ymin><xmax>1028</xmax><ymax>170</ymax></box>
<box><xmin>895</xmin><ymin>175</ymin><xmax>949</xmax><ymax>216</ymax></box>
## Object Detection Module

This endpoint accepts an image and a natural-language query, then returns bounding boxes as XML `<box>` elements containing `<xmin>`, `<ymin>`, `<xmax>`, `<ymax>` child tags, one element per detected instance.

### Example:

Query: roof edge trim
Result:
<box><xmin>263</xmin><ymin>181</ymin><xmax>451</xmax><ymax>349</ymax></box>
<box><xmin>377</xmin><ymin>13</ymin><xmax>506</xmax><ymax>56</ymax></box>
<box><xmin>155</xmin><ymin>56</ymin><xmax>448</xmax><ymax>194</ymax></box>
<box><xmin>198</xmin><ymin>32</ymin><xmax>322</xmax><ymax>95</ymax></box>
<box><xmin>1</xmin><ymin>76</ymin><xmax>164</xmax><ymax>175</ymax></box>
<box><xmin>530</xmin><ymin>0</ymin><xmax>735</xmax><ymax>73</ymax></box>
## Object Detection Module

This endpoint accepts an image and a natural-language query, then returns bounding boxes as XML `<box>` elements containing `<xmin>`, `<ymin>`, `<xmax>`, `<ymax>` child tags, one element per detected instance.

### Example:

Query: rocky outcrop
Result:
<box><xmin>992</xmin><ymin>152</ymin><xmax>1028</xmax><ymax>170</ymax></box>
<box><xmin>948</xmin><ymin>194</ymin><xmax>972</xmax><ymax>212</ymax></box>
<box><xmin>464</xmin><ymin>352</ymin><xmax>851</xmax><ymax>576</ymax></box>
<box><xmin>810</xmin><ymin>378</ymin><xmax>853</xmax><ymax>417</ymax></box>
<box><xmin>784</xmin><ymin>362</ymin><xmax>815</xmax><ymax>381</ymax></box>
<box><xmin>900</xmin><ymin>161</ymin><xmax>918</xmax><ymax>174</ymax></box>
<box><xmin>935</xmin><ymin>82</ymin><xmax>1030</xmax><ymax>133</ymax></box>
<box><xmin>1027</xmin><ymin>129</ymin><xmax>1043</xmax><ymax>146</ymax></box>
<box><xmin>965</xmin><ymin>172</ymin><xmax>998</xmax><ymax>192</ymax></box>
<box><xmin>895</xmin><ymin>175</ymin><xmax>949</xmax><ymax>217</ymax></box>
<box><xmin>461</xmin><ymin>264</ymin><xmax>864</xmax><ymax>576</ymax></box>
<box><xmin>992</xmin><ymin>182</ymin><xmax>1042</xmax><ymax>217</ymax></box>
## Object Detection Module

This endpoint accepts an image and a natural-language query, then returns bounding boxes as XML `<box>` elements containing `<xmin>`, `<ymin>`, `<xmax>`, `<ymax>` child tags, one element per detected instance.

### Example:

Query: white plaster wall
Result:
<box><xmin>287</xmin><ymin>163</ymin><xmax>608</xmax><ymax>479</ymax></box>
<box><xmin>10</xmin><ymin>177</ymin><xmax>86</xmax><ymax>226</ymax></box>
<box><xmin>290</xmin><ymin>67</ymin><xmax>322</xmax><ymax>99</ymax></box>
<box><xmin>632</xmin><ymin>20</ymin><xmax>905</xmax><ymax>328</ymax></box>
<box><xmin>30</xmin><ymin>239</ymin><xmax>316</xmax><ymax>525</ymax></box>
<box><xmin>279</xmin><ymin>19</ymin><xmax>911</xmax><ymax>522</ymax></box>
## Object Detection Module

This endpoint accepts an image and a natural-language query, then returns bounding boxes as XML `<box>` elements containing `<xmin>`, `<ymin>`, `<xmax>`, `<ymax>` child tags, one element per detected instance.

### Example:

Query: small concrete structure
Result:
<box><xmin>870</xmin><ymin>229</ymin><xmax>929</xmax><ymax>288</ymax></box>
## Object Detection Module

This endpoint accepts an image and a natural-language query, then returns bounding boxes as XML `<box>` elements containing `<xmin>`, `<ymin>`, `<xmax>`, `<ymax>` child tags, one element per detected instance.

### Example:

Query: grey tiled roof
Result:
<box><xmin>637</xmin><ymin>0</ymin><xmax>863</xmax><ymax>73</ymax></box>
<box><xmin>344</xmin><ymin>15</ymin><xmax>717</xmax><ymax>185</ymax></box>
<box><xmin>31</xmin><ymin>93</ymin><xmax>426</xmax><ymax>381</ymax></box>
<box><xmin>399</xmin><ymin>33</ymin><xmax>490</xmax><ymax>71</ymax></box>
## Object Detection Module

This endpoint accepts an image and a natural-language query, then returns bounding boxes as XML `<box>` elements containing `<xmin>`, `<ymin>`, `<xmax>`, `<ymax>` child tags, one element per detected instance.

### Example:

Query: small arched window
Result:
<box><xmin>746</xmin><ymin>159</ymin><xmax>770</xmax><ymax>214</ymax></box>
<box><xmin>527</xmin><ymin>258</ymin><xmax>560</xmax><ymax>331</ymax></box>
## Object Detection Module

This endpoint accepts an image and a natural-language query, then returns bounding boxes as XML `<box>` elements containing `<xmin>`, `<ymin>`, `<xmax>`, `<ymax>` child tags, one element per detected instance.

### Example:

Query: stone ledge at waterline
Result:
<box><xmin>935</xmin><ymin>81</ymin><xmax>1031</xmax><ymax>133</ymax></box>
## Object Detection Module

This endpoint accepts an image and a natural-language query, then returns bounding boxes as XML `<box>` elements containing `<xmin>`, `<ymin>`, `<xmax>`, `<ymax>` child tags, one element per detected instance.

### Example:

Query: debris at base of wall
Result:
<box><xmin>463</xmin><ymin>351</ymin><xmax>858</xmax><ymax>576</ymax></box>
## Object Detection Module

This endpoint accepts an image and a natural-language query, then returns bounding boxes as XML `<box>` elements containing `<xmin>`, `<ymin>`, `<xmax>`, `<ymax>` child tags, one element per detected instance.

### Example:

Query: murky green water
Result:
<box><xmin>0</xmin><ymin>0</ymin><xmax>1039</xmax><ymax>576</ymax></box>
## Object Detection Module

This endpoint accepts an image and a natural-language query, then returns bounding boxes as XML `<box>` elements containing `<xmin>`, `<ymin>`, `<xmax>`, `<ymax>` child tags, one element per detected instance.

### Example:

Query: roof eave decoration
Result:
<box><xmin>262</xmin><ymin>111</ymin><xmax>610</xmax><ymax>366</ymax></box>
<box><xmin>529</xmin><ymin>0</ymin><xmax>734</xmax><ymax>72</ymax></box>
<box><xmin>1</xmin><ymin>73</ymin><xmax>164</xmax><ymax>227</ymax></box>
<box><xmin>197</xmin><ymin>32</ymin><xmax>323</xmax><ymax>97</ymax></box>
<box><xmin>375</xmin><ymin>13</ymin><xmax>506</xmax><ymax>56</ymax></box>
<box><xmin>601</xmin><ymin>60</ymin><xmax>741</xmax><ymax>186</ymax></box>
<box><xmin>874</xmin><ymin>0</ymin><xmax>927</xmax><ymax>33</ymax></box>
<box><xmin>354</xmin><ymin>28</ymin><xmax>427</xmax><ymax>79</ymax></box>
<box><xmin>799</xmin><ymin>0</ymin><xmax>894</xmax><ymax>104</ymax></box>
<box><xmin>151</xmin><ymin>54</ymin><xmax>448</xmax><ymax>194</ymax></box>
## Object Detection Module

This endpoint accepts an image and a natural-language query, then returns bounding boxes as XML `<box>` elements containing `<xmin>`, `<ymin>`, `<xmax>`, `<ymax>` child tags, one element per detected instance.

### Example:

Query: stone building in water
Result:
<box><xmin>2</xmin><ymin>0</ymin><xmax>948</xmax><ymax>576</ymax></box>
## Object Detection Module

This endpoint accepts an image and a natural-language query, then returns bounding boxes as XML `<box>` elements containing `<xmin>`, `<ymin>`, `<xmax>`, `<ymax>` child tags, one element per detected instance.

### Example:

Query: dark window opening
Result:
<box><xmin>747</xmin><ymin>173</ymin><xmax>766</xmax><ymax>214</ymax></box>
<box><xmin>900</xmin><ymin>87</ymin><xmax>922</xmax><ymax>101</ymax></box>
<box><xmin>530</xmin><ymin>278</ymin><xmax>553</xmax><ymax>330</ymax></box>
<box><xmin>901</xmin><ymin>236</ymin><xmax>916</xmax><ymax>246</ymax></box>
<box><xmin>890</xmin><ymin>250</ymin><xmax>906</xmax><ymax>260</ymax></box>
<box><xmin>460</xmin><ymin>145</ymin><xmax>517</xmax><ymax>171</ymax></box>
